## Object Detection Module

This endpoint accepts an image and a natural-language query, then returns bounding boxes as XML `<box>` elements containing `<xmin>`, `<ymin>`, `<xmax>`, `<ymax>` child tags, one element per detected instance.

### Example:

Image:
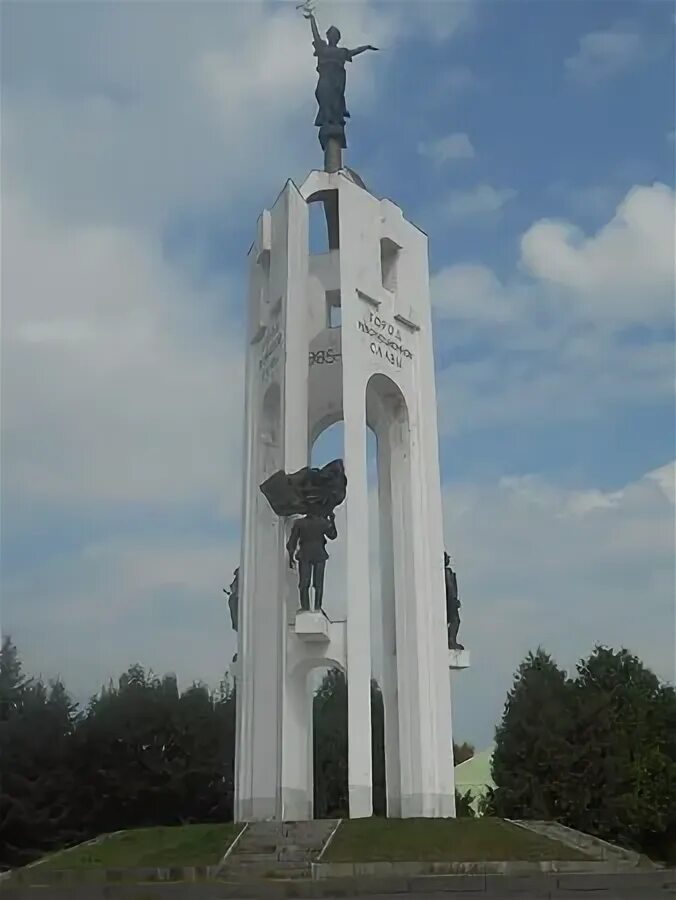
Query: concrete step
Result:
<box><xmin>223</xmin><ymin>820</ymin><xmax>339</xmax><ymax>879</ymax></box>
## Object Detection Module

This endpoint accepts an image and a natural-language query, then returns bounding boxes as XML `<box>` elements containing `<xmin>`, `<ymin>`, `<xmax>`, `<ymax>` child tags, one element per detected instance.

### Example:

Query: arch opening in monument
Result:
<box><xmin>366</xmin><ymin>372</ymin><xmax>413</xmax><ymax>819</ymax></box>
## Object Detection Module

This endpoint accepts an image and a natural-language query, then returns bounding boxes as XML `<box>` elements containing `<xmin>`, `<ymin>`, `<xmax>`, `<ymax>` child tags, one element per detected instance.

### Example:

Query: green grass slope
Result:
<box><xmin>325</xmin><ymin>818</ymin><xmax>591</xmax><ymax>863</ymax></box>
<box><xmin>31</xmin><ymin>823</ymin><xmax>239</xmax><ymax>869</ymax></box>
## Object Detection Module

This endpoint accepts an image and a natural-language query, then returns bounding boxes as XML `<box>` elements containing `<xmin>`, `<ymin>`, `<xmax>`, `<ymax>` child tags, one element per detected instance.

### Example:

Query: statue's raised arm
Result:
<box><xmin>348</xmin><ymin>44</ymin><xmax>379</xmax><ymax>58</ymax></box>
<box><xmin>305</xmin><ymin>10</ymin><xmax>324</xmax><ymax>47</ymax></box>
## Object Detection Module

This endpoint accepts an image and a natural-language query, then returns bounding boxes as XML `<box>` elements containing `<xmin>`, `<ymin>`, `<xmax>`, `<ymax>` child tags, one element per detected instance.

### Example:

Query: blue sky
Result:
<box><xmin>1</xmin><ymin>0</ymin><xmax>674</xmax><ymax>750</ymax></box>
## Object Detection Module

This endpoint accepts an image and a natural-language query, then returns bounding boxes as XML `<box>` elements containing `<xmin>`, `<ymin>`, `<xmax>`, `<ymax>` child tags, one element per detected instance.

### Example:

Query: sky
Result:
<box><xmin>1</xmin><ymin>0</ymin><xmax>675</xmax><ymax>751</ymax></box>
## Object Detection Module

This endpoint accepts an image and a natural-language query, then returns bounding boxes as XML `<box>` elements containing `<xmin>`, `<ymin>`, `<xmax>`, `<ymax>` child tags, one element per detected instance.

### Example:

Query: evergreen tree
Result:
<box><xmin>566</xmin><ymin>647</ymin><xmax>676</xmax><ymax>853</ymax></box>
<box><xmin>0</xmin><ymin>636</ymin><xmax>29</xmax><ymax>721</ymax></box>
<box><xmin>0</xmin><ymin>640</ymin><xmax>79</xmax><ymax>868</ymax></box>
<box><xmin>491</xmin><ymin>648</ymin><xmax>574</xmax><ymax>820</ymax></box>
<box><xmin>491</xmin><ymin>644</ymin><xmax>676</xmax><ymax>859</ymax></box>
<box><xmin>312</xmin><ymin>669</ymin><xmax>388</xmax><ymax>817</ymax></box>
<box><xmin>313</xmin><ymin>668</ymin><xmax>348</xmax><ymax>817</ymax></box>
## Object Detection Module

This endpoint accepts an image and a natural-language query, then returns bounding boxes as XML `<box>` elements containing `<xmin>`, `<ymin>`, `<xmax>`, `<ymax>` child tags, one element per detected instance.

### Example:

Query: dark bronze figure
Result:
<box><xmin>303</xmin><ymin>7</ymin><xmax>378</xmax><ymax>153</ymax></box>
<box><xmin>260</xmin><ymin>459</ymin><xmax>346</xmax><ymax>518</ymax></box>
<box><xmin>223</xmin><ymin>567</ymin><xmax>240</xmax><ymax>666</ymax></box>
<box><xmin>444</xmin><ymin>552</ymin><xmax>463</xmax><ymax>650</ymax></box>
<box><xmin>287</xmin><ymin>511</ymin><xmax>337</xmax><ymax>611</ymax></box>
<box><xmin>261</xmin><ymin>458</ymin><xmax>346</xmax><ymax>612</ymax></box>
<box><xmin>224</xmin><ymin>567</ymin><xmax>239</xmax><ymax>632</ymax></box>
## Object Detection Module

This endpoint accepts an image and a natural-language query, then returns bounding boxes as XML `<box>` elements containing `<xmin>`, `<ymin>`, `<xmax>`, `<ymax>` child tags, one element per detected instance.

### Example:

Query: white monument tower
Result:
<box><xmin>233</xmin><ymin>4</ymin><xmax>469</xmax><ymax>822</ymax></box>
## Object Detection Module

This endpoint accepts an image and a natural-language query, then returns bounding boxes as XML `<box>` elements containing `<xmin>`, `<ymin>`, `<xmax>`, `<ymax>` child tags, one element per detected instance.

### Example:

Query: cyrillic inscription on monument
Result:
<box><xmin>259</xmin><ymin>320</ymin><xmax>282</xmax><ymax>383</ymax></box>
<box><xmin>358</xmin><ymin>311</ymin><xmax>413</xmax><ymax>369</ymax></box>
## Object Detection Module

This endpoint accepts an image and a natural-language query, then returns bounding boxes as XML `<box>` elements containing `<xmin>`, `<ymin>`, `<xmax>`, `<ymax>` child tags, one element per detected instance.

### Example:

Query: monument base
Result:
<box><xmin>295</xmin><ymin>611</ymin><xmax>330</xmax><ymax>643</ymax></box>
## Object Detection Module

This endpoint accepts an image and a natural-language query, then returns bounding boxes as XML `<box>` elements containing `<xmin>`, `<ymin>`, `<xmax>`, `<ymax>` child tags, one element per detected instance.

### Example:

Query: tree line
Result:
<box><xmin>2</xmin><ymin>637</ymin><xmax>673</xmax><ymax>869</ymax></box>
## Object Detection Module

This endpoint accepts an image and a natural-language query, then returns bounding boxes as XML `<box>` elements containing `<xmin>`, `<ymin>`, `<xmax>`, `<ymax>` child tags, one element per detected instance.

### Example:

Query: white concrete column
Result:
<box><xmin>281</xmin><ymin>667</ymin><xmax>313</xmax><ymax>820</ymax></box>
<box><xmin>377</xmin><ymin>424</ymin><xmax>402</xmax><ymax>817</ymax></box>
<box><xmin>280</xmin><ymin>182</ymin><xmax>311</xmax><ymax>819</ymax></box>
<box><xmin>343</xmin><ymin>377</ymin><xmax>373</xmax><ymax>818</ymax></box>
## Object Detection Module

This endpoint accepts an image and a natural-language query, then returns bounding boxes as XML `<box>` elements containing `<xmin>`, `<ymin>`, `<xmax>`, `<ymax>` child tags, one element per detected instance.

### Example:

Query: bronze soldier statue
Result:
<box><xmin>444</xmin><ymin>553</ymin><xmax>463</xmax><ymax>650</ymax></box>
<box><xmin>261</xmin><ymin>458</ymin><xmax>346</xmax><ymax>613</ymax></box>
<box><xmin>287</xmin><ymin>511</ymin><xmax>337</xmax><ymax>611</ymax></box>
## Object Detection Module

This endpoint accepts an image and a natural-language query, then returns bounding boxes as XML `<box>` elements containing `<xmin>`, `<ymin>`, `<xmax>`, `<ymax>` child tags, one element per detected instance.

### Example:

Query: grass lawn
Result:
<box><xmin>324</xmin><ymin>818</ymin><xmax>591</xmax><ymax>863</ymax></box>
<box><xmin>35</xmin><ymin>823</ymin><xmax>240</xmax><ymax>869</ymax></box>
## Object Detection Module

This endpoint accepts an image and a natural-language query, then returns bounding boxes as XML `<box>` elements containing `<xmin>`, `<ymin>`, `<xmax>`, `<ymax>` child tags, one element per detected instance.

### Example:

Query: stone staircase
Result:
<box><xmin>219</xmin><ymin>819</ymin><xmax>340</xmax><ymax>880</ymax></box>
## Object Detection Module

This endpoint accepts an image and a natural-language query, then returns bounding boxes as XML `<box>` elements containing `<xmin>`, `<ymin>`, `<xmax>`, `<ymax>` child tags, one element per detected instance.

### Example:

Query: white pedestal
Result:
<box><xmin>448</xmin><ymin>648</ymin><xmax>471</xmax><ymax>670</ymax></box>
<box><xmin>294</xmin><ymin>611</ymin><xmax>330</xmax><ymax>643</ymax></box>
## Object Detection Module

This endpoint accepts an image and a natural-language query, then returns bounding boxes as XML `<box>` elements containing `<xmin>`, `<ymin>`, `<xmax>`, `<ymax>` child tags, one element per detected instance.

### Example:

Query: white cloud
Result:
<box><xmin>431</xmin><ymin>264</ymin><xmax>516</xmax><ymax>322</ymax></box>
<box><xmin>565</xmin><ymin>22</ymin><xmax>649</xmax><ymax>85</ymax></box>
<box><xmin>444</xmin><ymin>184</ymin><xmax>517</xmax><ymax>221</ymax></box>
<box><xmin>397</xmin><ymin>0</ymin><xmax>476</xmax><ymax>42</ymax></box>
<box><xmin>2</xmin><ymin>189</ymin><xmax>244</xmax><ymax>512</ymax></box>
<box><xmin>445</xmin><ymin>463</ymin><xmax>676</xmax><ymax>744</ymax></box>
<box><xmin>646</xmin><ymin>461</ymin><xmax>676</xmax><ymax>503</ymax></box>
<box><xmin>433</xmin><ymin>183</ymin><xmax>675</xmax><ymax>437</ymax></box>
<box><xmin>436</xmin><ymin>327</ymin><xmax>673</xmax><ymax>437</ymax></box>
<box><xmin>418</xmin><ymin>132</ymin><xmax>475</xmax><ymax>164</ymax></box>
<box><xmin>520</xmin><ymin>182</ymin><xmax>675</xmax><ymax>322</ymax></box>
<box><xmin>440</xmin><ymin>64</ymin><xmax>479</xmax><ymax>94</ymax></box>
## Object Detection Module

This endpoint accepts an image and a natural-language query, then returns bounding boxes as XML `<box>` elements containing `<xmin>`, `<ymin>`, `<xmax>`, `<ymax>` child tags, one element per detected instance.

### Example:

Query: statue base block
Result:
<box><xmin>295</xmin><ymin>611</ymin><xmax>330</xmax><ymax>643</ymax></box>
<box><xmin>448</xmin><ymin>648</ymin><xmax>470</xmax><ymax>670</ymax></box>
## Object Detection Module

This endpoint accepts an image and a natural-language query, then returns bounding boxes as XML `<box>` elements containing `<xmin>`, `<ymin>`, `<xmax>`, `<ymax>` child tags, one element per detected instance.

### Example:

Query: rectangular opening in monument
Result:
<box><xmin>308</xmin><ymin>191</ymin><xmax>340</xmax><ymax>254</ymax></box>
<box><xmin>380</xmin><ymin>237</ymin><xmax>400</xmax><ymax>294</ymax></box>
<box><xmin>326</xmin><ymin>290</ymin><xmax>341</xmax><ymax>328</ymax></box>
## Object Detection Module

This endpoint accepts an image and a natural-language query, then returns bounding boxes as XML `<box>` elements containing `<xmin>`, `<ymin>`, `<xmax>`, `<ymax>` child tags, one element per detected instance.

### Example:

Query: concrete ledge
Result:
<box><xmin>448</xmin><ymin>649</ymin><xmax>470</xmax><ymax>669</ymax></box>
<box><xmin>312</xmin><ymin>858</ymin><xmax>642</xmax><ymax>879</ymax></box>
<box><xmin>294</xmin><ymin>612</ymin><xmax>330</xmax><ymax>643</ymax></box>
<box><xmin>6</xmin><ymin>864</ymin><xmax>221</xmax><ymax>886</ymax></box>
<box><xmin>509</xmin><ymin>819</ymin><xmax>643</xmax><ymax>867</ymax></box>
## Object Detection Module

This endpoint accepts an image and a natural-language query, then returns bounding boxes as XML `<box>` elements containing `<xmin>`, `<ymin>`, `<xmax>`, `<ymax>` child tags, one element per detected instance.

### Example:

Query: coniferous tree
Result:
<box><xmin>0</xmin><ymin>639</ymin><xmax>78</xmax><ymax>868</ymax></box>
<box><xmin>566</xmin><ymin>647</ymin><xmax>676</xmax><ymax>853</ymax></box>
<box><xmin>491</xmin><ymin>648</ymin><xmax>574</xmax><ymax>820</ymax></box>
<box><xmin>490</xmin><ymin>645</ymin><xmax>676</xmax><ymax>859</ymax></box>
<box><xmin>313</xmin><ymin>668</ymin><xmax>348</xmax><ymax>817</ymax></box>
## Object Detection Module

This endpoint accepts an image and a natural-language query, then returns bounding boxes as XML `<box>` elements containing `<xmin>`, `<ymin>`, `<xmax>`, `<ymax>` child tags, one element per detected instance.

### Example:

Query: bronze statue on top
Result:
<box><xmin>299</xmin><ymin>1</ymin><xmax>378</xmax><ymax>169</ymax></box>
<box><xmin>444</xmin><ymin>553</ymin><xmax>464</xmax><ymax>650</ymax></box>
